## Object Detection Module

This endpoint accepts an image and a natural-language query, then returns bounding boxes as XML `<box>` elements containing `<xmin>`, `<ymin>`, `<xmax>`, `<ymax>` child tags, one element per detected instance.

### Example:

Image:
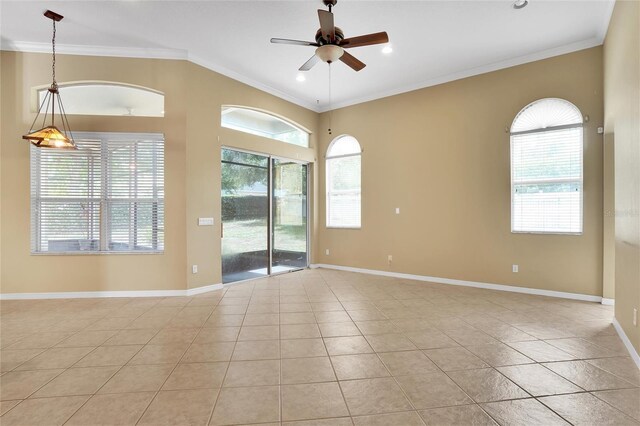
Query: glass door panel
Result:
<box><xmin>221</xmin><ymin>149</ymin><xmax>269</xmax><ymax>283</ymax></box>
<box><xmin>272</xmin><ymin>159</ymin><xmax>308</xmax><ymax>273</ymax></box>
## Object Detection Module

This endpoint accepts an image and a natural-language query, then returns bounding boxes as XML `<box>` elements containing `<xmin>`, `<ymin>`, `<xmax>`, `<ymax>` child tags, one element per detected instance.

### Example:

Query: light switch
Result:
<box><xmin>395</xmin><ymin>208</ymin><xmax>400</xmax><ymax>214</ymax></box>
<box><xmin>198</xmin><ymin>217</ymin><xmax>214</xmax><ymax>226</ymax></box>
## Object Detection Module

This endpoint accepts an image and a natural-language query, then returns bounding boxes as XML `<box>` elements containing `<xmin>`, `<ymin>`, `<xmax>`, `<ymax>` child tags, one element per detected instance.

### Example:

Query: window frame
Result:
<box><xmin>325</xmin><ymin>135</ymin><xmax>362</xmax><ymax>229</ymax></box>
<box><xmin>34</xmin><ymin>81</ymin><xmax>165</xmax><ymax>117</ymax></box>
<box><xmin>221</xmin><ymin>105</ymin><xmax>311</xmax><ymax>148</ymax></box>
<box><xmin>30</xmin><ymin>132</ymin><xmax>165</xmax><ymax>255</ymax></box>
<box><xmin>510</xmin><ymin>98</ymin><xmax>584</xmax><ymax>235</ymax></box>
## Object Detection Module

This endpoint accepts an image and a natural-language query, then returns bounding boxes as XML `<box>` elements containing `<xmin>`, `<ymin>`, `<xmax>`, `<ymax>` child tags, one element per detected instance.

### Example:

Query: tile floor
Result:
<box><xmin>1</xmin><ymin>268</ymin><xmax>638</xmax><ymax>425</ymax></box>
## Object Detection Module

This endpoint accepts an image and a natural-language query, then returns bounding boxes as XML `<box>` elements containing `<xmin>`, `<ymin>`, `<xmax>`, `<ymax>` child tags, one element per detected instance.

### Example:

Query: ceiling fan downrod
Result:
<box><xmin>323</xmin><ymin>0</ymin><xmax>337</xmax><ymax>12</ymax></box>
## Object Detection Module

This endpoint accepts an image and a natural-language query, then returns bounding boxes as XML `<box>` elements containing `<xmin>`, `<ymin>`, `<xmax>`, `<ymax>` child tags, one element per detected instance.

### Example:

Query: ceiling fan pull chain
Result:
<box><xmin>328</xmin><ymin>63</ymin><xmax>332</xmax><ymax>135</ymax></box>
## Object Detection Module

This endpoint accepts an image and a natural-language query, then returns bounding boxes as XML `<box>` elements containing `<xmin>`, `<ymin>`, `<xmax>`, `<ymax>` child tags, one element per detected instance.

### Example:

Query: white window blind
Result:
<box><xmin>326</xmin><ymin>135</ymin><xmax>361</xmax><ymax>228</ymax></box>
<box><xmin>31</xmin><ymin>132</ymin><xmax>164</xmax><ymax>253</ymax></box>
<box><xmin>510</xmin><ymin>99</ymin><xmax>583</xmax><ymax>234</ymax></box>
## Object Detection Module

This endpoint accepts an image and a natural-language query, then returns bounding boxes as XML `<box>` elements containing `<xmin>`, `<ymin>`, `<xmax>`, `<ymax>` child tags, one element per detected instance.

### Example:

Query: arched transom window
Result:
<box><xmin>326</xmin><ymin>135</ymin><xmax>361</xmax><ymax>228</ymax></box>
<box><xmin>510</xmin><ymin>98</ymin><xmax>583</xmax><ymax>234</ymax></box>
<box><xmin>37</xmin><ymin>82</ymin><xmax>164</xmax><ymax>117</ymax></box>
<box><xmin>221</xmin><ymin>106</ymin><xmax>310</xmax><ymax>147</ymax></box>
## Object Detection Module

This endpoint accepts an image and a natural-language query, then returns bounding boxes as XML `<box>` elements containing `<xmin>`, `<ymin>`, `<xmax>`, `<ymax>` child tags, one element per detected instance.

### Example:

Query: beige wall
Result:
<box><xmin>317</xmin><ymin>47</ymin><xmax>605</xmax><ymax>297</ymax></box>
<box><xmin>604</xmin><ymin>0</ymin><xmax>640</xmax><ymax>352</ymax></box>
<box><xmin>0</xmin><ymin>53</ymin><xmax>189</xmax><ymax>293</ymax></box>
<box><xmin>0</xmin><ymin>45</ymin><xmax>613</xmax><ymax>302</ymax></box>
<box><xmin>603</xmin><ymin>133</ymin><xmax>615</xmax><ymax>300</ymax></box>
<box><xmin>0</xmin><ymin>51</ymin><xmax>318</xmax><ymax>293</ymax></box>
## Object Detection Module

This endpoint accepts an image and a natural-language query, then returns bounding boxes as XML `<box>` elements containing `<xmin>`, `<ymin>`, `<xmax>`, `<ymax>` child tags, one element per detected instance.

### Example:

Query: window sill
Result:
<box><xmin>511</xmin><ymin>231</ymin><xmax>583</xmax><ymax>236</ymax></box>
<box><xmin>31</xmin><ymin>251</ymin><xmax>164</xmax><ymax>256</ymax></box>
<box><xmin>326</xmin><ymin>226</ymin><xmax>361</xmax><ymax>230</ymax></box>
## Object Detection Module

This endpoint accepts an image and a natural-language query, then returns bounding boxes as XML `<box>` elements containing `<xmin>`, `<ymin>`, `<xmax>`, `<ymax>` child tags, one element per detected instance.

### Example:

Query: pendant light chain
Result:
<box><xmin>50</xmin><ymin>18</ymin><xmax>57</xmax><ymax>126</ymax></box>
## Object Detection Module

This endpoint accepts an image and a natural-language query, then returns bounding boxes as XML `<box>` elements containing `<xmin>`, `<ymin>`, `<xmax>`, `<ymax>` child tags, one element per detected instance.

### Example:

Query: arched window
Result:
<box><xmin>326</xmin><ymin>135</ymin><xmax>361</xmax><ymax>228</ymax></box>
<box><xmin>510</xmin><ymin>98</ymin><xmax>583</xmax><ymax>234</ymax></box>
<box><xmin>36</xmin><ymin>82</ymin><xmax>164</xmax><ymax>117</ymax></box>
<box><xmin>221</xmin><ymin>106</ymin><xmax>310</xmax><ymax>147</ymax></box>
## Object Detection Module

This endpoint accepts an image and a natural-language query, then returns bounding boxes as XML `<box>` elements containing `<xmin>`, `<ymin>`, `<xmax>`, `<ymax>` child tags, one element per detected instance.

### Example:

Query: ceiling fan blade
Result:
<box><xmin>340</xmin><ymin>51</ymin><xmax>366</xmax><ymax>71</ymax></box>
<box><xmin>318</xmin><ymin>9</ymin><xmax>335</xmax><ymax>41</ymax></box>
<box><xmin>340</xmin><ymin>32</ymin><xmax>389</xmax><ymax>48</ymax></box>
<box><xmin>299</xmin><ymin>54</ymin><xmax>320</xmax><ymax>71</ymax></box>
<box><xmin>271</xmin><ymin>38</ymin><xmax>319</xmax><ymax>47</ymax></box>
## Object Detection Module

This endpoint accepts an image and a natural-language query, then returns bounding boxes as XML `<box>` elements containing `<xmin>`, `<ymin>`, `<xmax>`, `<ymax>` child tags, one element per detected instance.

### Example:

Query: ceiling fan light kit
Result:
<box><xmin>22</xmin><ymin>10</ymin><xmax>77</xmax><ymax>149</ymax></box>
<box><xmin>270</xmin><ymin>0</ymin><xmax>389</xmax><ymax>72</ymax></box>
<box><xmin>316</xmin><ymin>45</ymin><xmax>344</xmax><ymax>63</ymax></box>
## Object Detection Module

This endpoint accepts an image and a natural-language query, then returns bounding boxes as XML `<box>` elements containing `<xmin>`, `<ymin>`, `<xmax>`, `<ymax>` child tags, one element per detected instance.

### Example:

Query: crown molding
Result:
<box><xmin>0</xmin><ymin>40</ymin><xmax>321</xmax><ymax>112</ymax></box>
<box><xmin>2</xmin><ymin>36</ymin><xmax>604</xmax><ymax>114</ymax></box>
<box><xmin>319</xmin><ymin>36</ymin><xmax>604</xmax><ymax>112</ymax></box>
<box><xmin>0</xmin><ymin>40</ymin><xmax>188</xmax><ymax>61</ymax></box>
<box><xmin>187</xmin><ymin>54</ymin><xmax>319</xmax><ymax>112</ymax></box>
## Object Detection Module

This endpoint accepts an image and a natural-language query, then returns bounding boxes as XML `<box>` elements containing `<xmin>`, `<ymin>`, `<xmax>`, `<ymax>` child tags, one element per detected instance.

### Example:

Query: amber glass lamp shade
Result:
<box><xmin>23</xmin><ymin>125</ymin><xmax>77</xmax><ymax>149</ymax></box>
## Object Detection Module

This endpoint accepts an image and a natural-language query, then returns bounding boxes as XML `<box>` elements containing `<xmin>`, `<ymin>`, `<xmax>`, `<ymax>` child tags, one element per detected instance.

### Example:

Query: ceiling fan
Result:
<box><xmin>270</xmin><ymin>0</ymin><xmax>389</xmax><ymax>72</ymax></box>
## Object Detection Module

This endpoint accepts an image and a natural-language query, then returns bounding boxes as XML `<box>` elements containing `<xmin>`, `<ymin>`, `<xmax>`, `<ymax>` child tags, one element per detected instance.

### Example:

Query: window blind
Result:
<box><xmin>511</xmin><ymin>126</ymin><xmax>582</xmax><ymax>234</ymax></box>
<box><xmin>31</xmin><ymin>132</ymin><xmax>164</xmax><ymax>253</ymax></box>
<box><xmin>31</xmin><ymin>138</ymin><xmax>102</xmax><ymax>252</ymax></box>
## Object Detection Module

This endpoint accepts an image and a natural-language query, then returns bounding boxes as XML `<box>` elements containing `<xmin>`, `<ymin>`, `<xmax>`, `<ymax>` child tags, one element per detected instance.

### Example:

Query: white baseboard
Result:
<box><xmin>313</xmin><ymin>263</ymin><xmax>639</xmax><ymax>365</ymax></box>
<box><xmin>310</xmin><ymin>263</ymin><xmax>604</xmax><ymax>303</ymax></box>
<box><xmin>0</xmin><ymin>283</ymin><xmax>223</xmax><ymax>300</ymax></box>
<box><xmin>187</xmin><ymin>283</ymin><xmax>224</xmax><ymax>296</ymax></box>
<box><xmin>612</xmin><ymin>318</ymin><xmax>640</xmax><ymax>369</ymax></box>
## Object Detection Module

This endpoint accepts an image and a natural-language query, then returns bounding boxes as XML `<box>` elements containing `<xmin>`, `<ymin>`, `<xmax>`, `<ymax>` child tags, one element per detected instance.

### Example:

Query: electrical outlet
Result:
<box><xmin>512</xmin><ymin>264</ymin><xmax>519</xmax><ymax>273</ymax></box>
<box><xmin>634</xmin><ymin>308</ymin><xmax>638</xmax><ymax>327</ymax></box>
<box><xmin>325</xmin><ymin>249</ymin><xmax>330</xmax><ymax>255</ymax></box>
<box><xmin>192</xmin><ymin>265</ymin><xmax>198</xmax><ymax>274</ymax></box>
<box><xmin>388</xmin><ymin>255</ymin><xmax>393</xmax><ymax>263</ymax></box>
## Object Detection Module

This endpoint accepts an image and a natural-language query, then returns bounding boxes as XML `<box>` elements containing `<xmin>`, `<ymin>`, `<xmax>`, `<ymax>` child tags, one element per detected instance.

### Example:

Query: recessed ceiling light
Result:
<box><xmin>513</xmin><ymin>0</ymin><xmax>528</xmax><ymax>9</ymax></box>
<box><xmin>296</xmin><ymin>73</ymin><xmax>306</xmax><ymax>82</ymax></box>
<box><xmin>382</xmin><ymin>45</ymin><xmax>393</xmax><ymax>54</ymax></box>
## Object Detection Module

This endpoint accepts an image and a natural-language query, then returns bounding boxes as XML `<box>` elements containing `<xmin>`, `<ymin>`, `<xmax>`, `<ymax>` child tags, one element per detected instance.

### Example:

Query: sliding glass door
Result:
<box><xmin>221</xmin><ymin>149</ymin><xmax>269</xmax><ymax>283</ymax></box>
<box><xmin>272</xmin><ymin>159</ymin><xmax>308</xmax><ymax>273</ymax></box>
<box><xmin>221</xmin><ymin>148</ymin><xmax>309</xmax><ymax>284</ymax></box>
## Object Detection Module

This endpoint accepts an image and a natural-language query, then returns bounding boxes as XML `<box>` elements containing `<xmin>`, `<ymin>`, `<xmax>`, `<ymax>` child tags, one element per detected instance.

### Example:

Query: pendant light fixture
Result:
<box><xmin>22</xmin><ymin>10</ymin><xmax>77</xmax><ymax>149</ymax></box>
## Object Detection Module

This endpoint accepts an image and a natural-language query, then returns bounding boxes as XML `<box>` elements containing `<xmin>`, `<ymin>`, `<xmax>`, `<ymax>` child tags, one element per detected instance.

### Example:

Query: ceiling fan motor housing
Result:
<box><xmin>315</xmin><ymin>27</ymin><xmax>344</xmax><ymax>45</ymax></box>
